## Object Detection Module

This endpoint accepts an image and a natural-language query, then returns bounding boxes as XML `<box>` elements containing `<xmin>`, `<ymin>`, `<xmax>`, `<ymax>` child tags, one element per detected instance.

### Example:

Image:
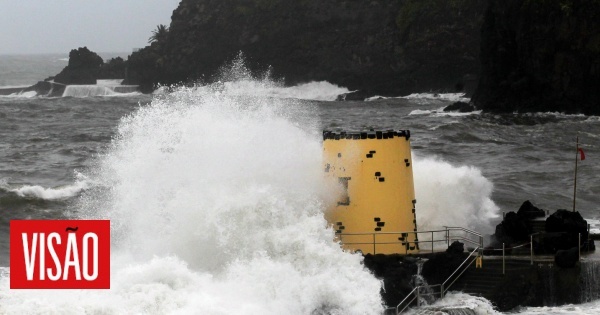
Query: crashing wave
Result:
<box><xmin>2</xmin><ymin>173</ymin><xmax>92</xmax><ymax>200</ymax></box>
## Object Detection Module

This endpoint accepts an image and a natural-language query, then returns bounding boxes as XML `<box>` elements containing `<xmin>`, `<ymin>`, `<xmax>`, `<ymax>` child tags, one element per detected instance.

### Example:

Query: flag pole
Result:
<box><xmin>573</xmin><ymin>135</ymin><xmax>579</xmax><ymax>212</ymax></box>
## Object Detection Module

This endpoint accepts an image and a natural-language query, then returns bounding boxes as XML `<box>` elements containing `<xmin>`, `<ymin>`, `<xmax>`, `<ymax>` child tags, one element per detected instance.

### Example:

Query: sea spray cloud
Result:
<box><xmin>0</xmin><ymin>61</ymin><xmax>384</xmax><ymax>314</ymax></box>
<box><xmin>412</xmin><ymin>154</ymin><xmax>500</xmax><ymax>233</ymax></box>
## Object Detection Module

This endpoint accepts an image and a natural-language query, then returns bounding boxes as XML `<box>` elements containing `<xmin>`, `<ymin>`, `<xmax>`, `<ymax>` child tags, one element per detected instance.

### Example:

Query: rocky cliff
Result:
<box><xmin>473</xmin><ymin>0</ymin><xmax>600</xmax><ymax>115</ymax></box>
<box><xmin>127</xmin><ymin>0</ymin><xmax>487</xmax><ymax>96</ymax></box>
<box><xmin>54</xmin><ymin>47</ymin><xmax>104</xmax><ymax>85</ymax></box>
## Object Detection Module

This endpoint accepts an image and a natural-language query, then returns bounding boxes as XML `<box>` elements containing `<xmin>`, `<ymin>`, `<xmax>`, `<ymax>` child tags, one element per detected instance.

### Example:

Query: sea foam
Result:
<box><xmin>0</xmin><ymin>58</ymin><xmax>383</xmax><ymax>315</ymax></box>
<box><xmin>2</xmin><ymin>173</ymin><xmax>91</xmax><ymax>200</ymax></box>
<box><xmin>404</xmin><ymin>292</ymin><xmax>501</xmax><ymax>315</ymax></box>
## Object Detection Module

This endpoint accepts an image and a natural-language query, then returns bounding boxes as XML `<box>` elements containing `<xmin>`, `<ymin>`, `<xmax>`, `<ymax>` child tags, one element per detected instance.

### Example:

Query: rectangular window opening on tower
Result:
<box><xmin>337</xmin><ymin>177</ymin><xmax>351</xmax><ymax>206</ymax></box>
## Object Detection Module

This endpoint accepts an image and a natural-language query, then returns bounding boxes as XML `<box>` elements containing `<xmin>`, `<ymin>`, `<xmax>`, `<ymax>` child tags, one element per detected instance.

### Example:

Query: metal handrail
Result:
<box><xmin>394</xmin><ymin>284</ymin><xmax>443</xmax><ymax>314</ymax></box>
<box><xmin>395</xmin><ymin>247</ymin><xmax>480</xmax><ymax>314</ymax></box>
<box><xmin>336</xmin><ymin>227</ymin><xmax>484</xmax><ymax>255</ymax></box>
<box><xmin>443</xmin><ymin>226</ymin><xmax>483</xmax><ymax>238</ymax></box>
<box><xmin>440</xmin><ymin>247</ymin><xmax>480</xmax><ymax>297</ymax></box>
<box><xmin>394</xmin><ymin>287</ymin><xmax>418</xmax><ymax>314</ymax></box>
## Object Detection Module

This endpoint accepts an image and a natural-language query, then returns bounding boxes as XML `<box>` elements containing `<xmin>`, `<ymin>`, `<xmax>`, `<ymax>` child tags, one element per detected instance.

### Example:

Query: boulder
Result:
<box><xmin>54</xmin><ymin>47</ymin><xmax>103</xmax><ymax>85</ymax></box>
<box><xmin>446</xmin><ymin>240</ymin><xmax>465</xmax><ymax>255</ymax></box>
<box><xmin>494</xmin><ymin>211</ymin><xmax>531</xmax><ymax>244</ymax></box>
<box><xmin>422</xmin><ymin>241</ymin><xmax>467</xmax><ymax>285</ymax></box>
<box><xmin>545</xmin><ymin>209</ymin><xmax>588</xmax><ymax>238</ymax></box>
<box><xmin>517</xmin><ymin>200</ymin><xmax>546</xmax><ymax>219</ymax></box>
<box><xmin>362</xmin><ymin>254</ymin><xmax>417</xmax><ymax>308</ymax></box>
<box><xmin>555</xmin><ymin>247</ymin><xmax>579</xmax><ymax>268</ymax></box>
<box><xmin>542</xmin><ymin>232</ymin><xmax>579</xmax><ymax>253</ymax></box>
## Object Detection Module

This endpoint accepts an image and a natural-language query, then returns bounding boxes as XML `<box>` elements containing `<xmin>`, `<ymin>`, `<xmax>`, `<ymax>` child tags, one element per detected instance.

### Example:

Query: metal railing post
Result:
<box><xmin>502</xmin><ymin>243</ymin><xmax>505</xmax><ymax>275</ymax></box>
<box><xmin>446</xmin><ymin>227</ymin><xmax>449</xmax><ymax>247</ymax></box>
<box><xmin>440</xmin><ymin>284</ymin><xmax>444</xmax><ymax>299</ymax></box>
<box><xmin>431</xmin><ymin>231</ymin><xmax>434</xmax><ymax>253</ymax></box>
<box><xmin>373</xmin><ymin>234</ymin><xmax>376</xmax><ymax>255</ymax></box>
<box><xmin>579</xmin><ymin>233</ymin><xmax>581</xmax><ymax>262</ymax></box>
<box><xmin>530</xmin><ymin>235</ymin><xmax>533</xmax><ymax>265</ymax></box>
<box><xmin>480</xmin><ymin>236</ymin><xmax>484</xmax><ymax>262</ymax></box>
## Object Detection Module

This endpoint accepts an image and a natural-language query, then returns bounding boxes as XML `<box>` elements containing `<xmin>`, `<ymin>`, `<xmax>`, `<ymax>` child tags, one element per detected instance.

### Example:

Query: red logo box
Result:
<box><xmin>10</xmin><ymin>220</ymin><xmax>110</xmax><ymax>289</ymax></box>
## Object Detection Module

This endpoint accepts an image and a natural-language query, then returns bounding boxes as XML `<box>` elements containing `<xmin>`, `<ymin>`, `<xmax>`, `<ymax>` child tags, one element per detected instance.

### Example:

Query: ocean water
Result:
<box><xmin>1</xmin><ymin>55</ymin><xmax>599</xmax><ymax>314</ymax></box>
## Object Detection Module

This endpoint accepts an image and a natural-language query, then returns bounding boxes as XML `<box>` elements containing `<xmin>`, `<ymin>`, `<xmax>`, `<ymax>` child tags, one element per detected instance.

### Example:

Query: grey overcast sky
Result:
<box><xmin>0</xmin><ymin>0</ymin><xmax>181</xmax><ymax>55</ymax></box>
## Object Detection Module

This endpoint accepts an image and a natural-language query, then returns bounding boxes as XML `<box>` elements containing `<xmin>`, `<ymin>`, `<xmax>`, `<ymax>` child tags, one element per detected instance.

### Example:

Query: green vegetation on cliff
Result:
<box><xmin>125</xmin><ymin>0</ymin><xmax>487</xmax><ymax>96</ymax></box>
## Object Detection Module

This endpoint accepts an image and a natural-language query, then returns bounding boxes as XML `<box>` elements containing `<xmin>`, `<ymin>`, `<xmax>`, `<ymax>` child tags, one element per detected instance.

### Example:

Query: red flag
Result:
<box><xmin>579</xmin><ymin>148</ymin><xmax>586</xmax><ymax>160</ymax></box>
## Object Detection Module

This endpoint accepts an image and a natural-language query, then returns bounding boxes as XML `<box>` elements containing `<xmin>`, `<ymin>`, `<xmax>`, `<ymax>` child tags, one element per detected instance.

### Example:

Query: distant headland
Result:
<box><xmin>3</xmin><ymin>0</ymin><xmax>599</xmax><ymax>115</ymax></box>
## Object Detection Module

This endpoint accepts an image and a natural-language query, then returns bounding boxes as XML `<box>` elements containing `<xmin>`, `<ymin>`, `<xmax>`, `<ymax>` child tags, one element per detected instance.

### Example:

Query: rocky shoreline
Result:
<box><xmin>118</xmin><ymin>0</ymin><xmax>599</xmax><ymax>114</ymax></box>
<box><xmin>11</xmin><ymin>0</ymin><xmax>599</xmax><ymax>115</ymax></box>
<box><xmin>364</xmin><ymin>201</ymin><xmax>596</xmax><ymax>312</ymax></box>
<box><xmin>2</xmin><ymin>47</ymin><xmax>134</xmax><ymax>97</ymax></box>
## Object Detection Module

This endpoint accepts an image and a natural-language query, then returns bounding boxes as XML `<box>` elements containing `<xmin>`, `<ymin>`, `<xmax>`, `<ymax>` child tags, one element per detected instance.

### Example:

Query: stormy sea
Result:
<box><xmin>1</xmin><ymin>54</ymin><xmax>599</xmax><ymax>314</ymax></box>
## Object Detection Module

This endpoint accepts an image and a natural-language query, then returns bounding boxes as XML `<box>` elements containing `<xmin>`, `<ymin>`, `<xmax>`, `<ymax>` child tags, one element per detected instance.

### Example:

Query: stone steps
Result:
<box><xmin>450</xmin><ymin>259</ymin><xmax>532</xmax><ymax>298</ymax></box>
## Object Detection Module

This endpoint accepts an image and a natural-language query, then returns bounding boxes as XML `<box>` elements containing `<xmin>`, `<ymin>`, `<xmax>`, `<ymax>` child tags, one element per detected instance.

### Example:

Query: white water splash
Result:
<box><xmin>224</xmin><ymin>80</ymin><xmax>350</xmax><ymax>101</ymax></box>
<box><xmin>4</xmin><ymin>173</ymin><xmax>91</xmax><ymax>200</ymax></box>
<box><xmin>413</xmin><ymin>155</ymin><xmax>500</xmax><ymax>233</ymax></box>
<box><xmin>519</xmin><ymin>300</ymin><xmax>600</xmax><ymax>315</ymax></box>
<box><xmin>366</xmin><ymin>93</ymin><xmax>471</xmax><ymax>103</ymax></box>
<box><xmin>401</xmin><ymin>93</ymin><xmax>470</xmax><ymax>103</ymax></box>
<box><xmin>155</xmin><ymin>80</ymin><xmax>349</xmax><ymax>102</ymax></box>
<box><xmin>0</xmin><ymin>58</ymin><xmax>383</xmax><ymax>315</ymax></box>
<box><xmin>62</xmin><ymin>85</ymin><xmax>118</xmax><ymax>97</ymax></box>
<box><xmin>0</xmin><ymin>91</ymin><xmax>38</xmax><ymax>98</ymax></box>
<box><xmin>408</xmin><ymin>108</ymin><xmax>482</xmax><ymax>117</ymax></box>
<box><xmin>405</xmin><ymin>292</ymin><xmax>500</xmax><ymax>315</ymax></box>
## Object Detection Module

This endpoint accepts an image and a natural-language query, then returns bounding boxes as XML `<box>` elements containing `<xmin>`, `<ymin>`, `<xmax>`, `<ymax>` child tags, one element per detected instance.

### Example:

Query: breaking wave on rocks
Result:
<box><xmin>0</xmin><ymin>60</ymin><xmax>383</xmax><ymax>315</ymax></box>
<box><xmin>413</xmin><ymin>155</ymin><xmax>500</xmax><ymax>233</ymax></box>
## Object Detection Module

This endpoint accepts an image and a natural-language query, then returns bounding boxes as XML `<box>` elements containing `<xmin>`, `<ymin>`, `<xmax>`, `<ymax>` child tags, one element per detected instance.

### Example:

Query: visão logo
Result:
<box><xmin>10</xmin><ymin>220</ymin><xmax>110</xmax><ymax>289</ymax></box>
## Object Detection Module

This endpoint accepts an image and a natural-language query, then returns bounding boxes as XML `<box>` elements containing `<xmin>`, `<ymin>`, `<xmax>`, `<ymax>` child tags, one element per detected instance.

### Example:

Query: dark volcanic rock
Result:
<box><xmin>99</xmin><ymin>57</ymin><xmax>127</xmax><ymax>80</ymax></box>
<box><xmin>494</xmin><ymin>211</ymin><xmax>531</xmax><ymax>245</ymax></box>
<box><xmin>492</xmin><ymin>201</ymin><xmax>546</xmax><ymax>247</ymax></box>
<box><xmin>546</xmin><ymin>209</ymin><xmax>588</xmax><ymax>239</ymax></box>
<box><xmin>443</xmin><ymin>101</ymin><xmax>475</xmax><ymax>113</ymax></box>
<box><xmin>542</xmin><ymin>232</ymin><xmax>579</xmax><ymax>253</ymax></box>
<box><xmin>23</xmin><ymin>81</ymin><xmax>66</xmax><ymax>97</ymax></box>
<box><xmin>0</xmin><ymin>87</ymin><xmax>26</xmax><ymax>96</ymax></box>
<box><xmin>473</xmin><ymin>0</ymin><xmax>600</xmax><ymax>115</ymax></box>
<box><xmin>517</xmin><ymin>200</ymin><xmax>546</xmax><ymax>219</ymax></box>
<box><xmin>126</xmin><ymin>0</ymin><xmax>486</xmax><ymax>95</ymax></box>
<box><xmin>122</xmin><ymin>46</ymin><xmax>162</xmax><ymax>93</ymax></box>
<box><xmin>446</xmin><ymin>240</ymin><xmax>464</xmax><ymax>255</ymax></box>
<box><xmin>54</xmin><ymin>47</ymin><xmax>104</xmax><ymax>85</ymax></box>
<box><xmin>363</xmin><ymin>254</ymin><xmax>417</xmax><ymax>308</ymax></box>
<box><xmin>421</xmin><ymin>241</ymin><xmax>466</xmax><ymax>286</ymax></box>
<box><xmin>555</xmin><ymin>247</ymin><xmax>579</xmax><ymax>268</ymax></box>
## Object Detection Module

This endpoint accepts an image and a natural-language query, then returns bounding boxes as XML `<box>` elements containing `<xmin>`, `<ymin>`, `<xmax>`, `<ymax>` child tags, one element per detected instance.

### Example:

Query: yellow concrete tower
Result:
<box><xmin>323</xmin><ymin>130</ymin><xmax>418</xmax><ymax>255</ymax></box>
